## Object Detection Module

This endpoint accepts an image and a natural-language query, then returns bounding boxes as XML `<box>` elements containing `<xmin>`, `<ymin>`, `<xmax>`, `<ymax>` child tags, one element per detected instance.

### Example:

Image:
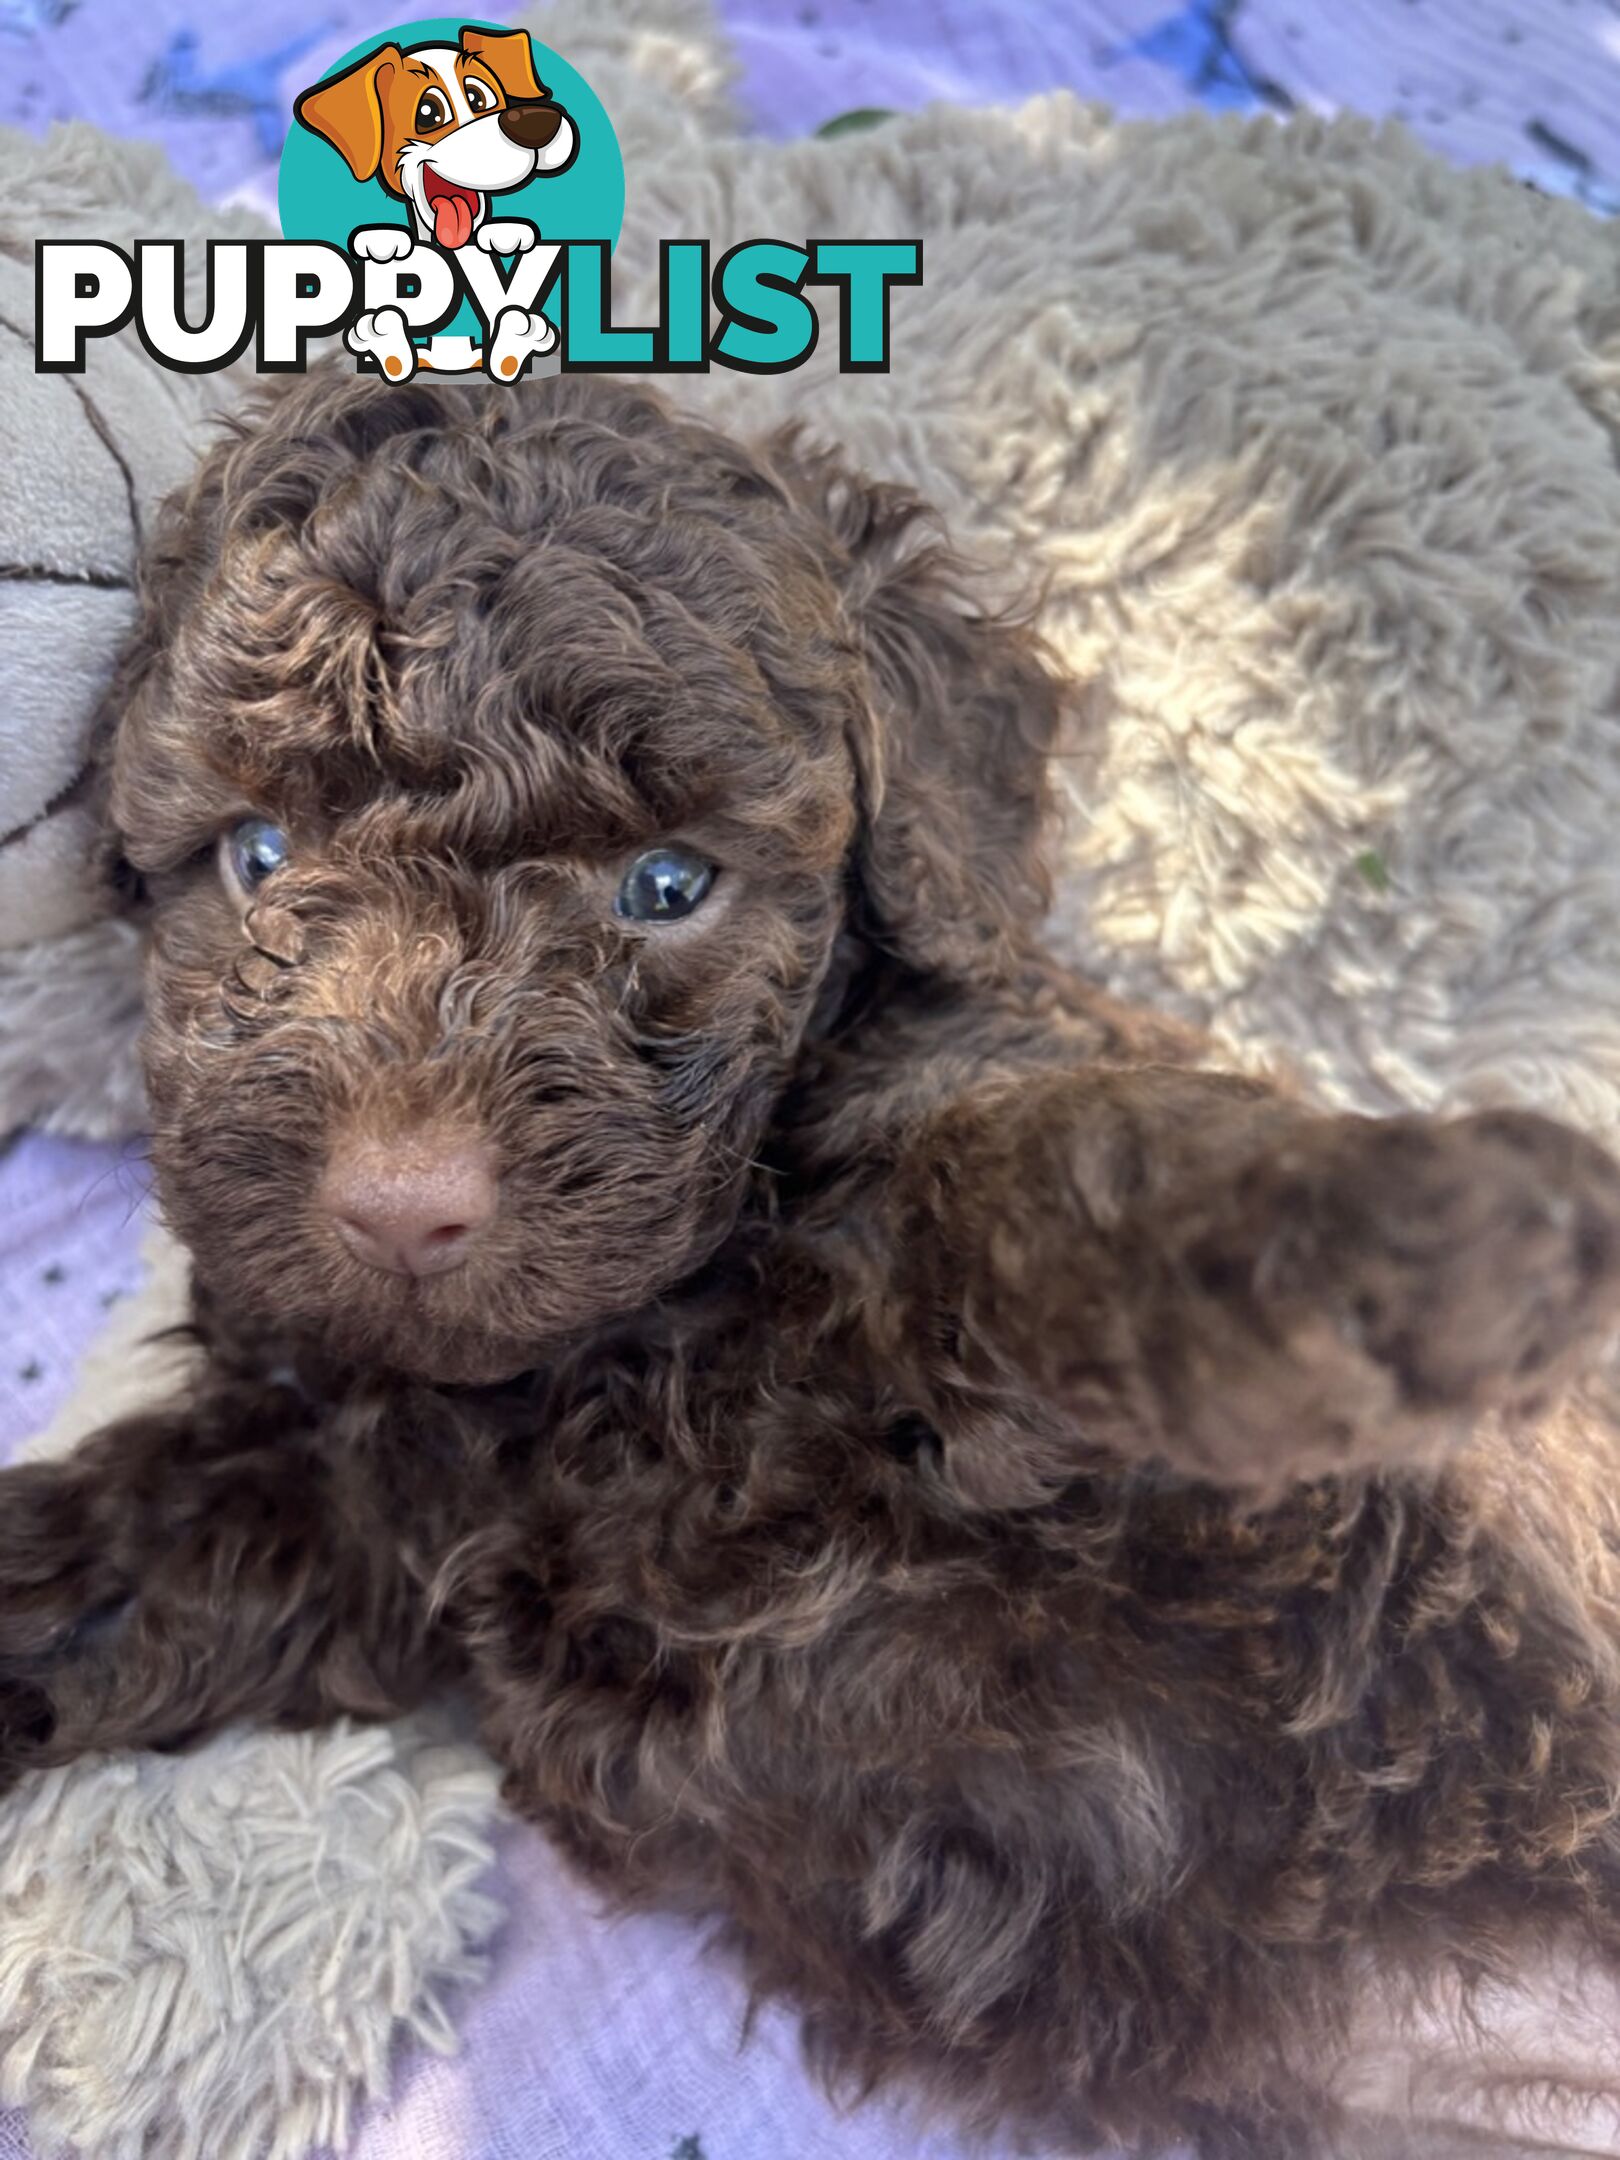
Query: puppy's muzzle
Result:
<box><xmin>320</xmin><ymin>1127</ymin><xmax>499</xmax><ymax>1280</ymax></box>
<box><xmin>499</xmin><ymin>101</ymin><xmax>567</xmax><ymax>150</ymax></box>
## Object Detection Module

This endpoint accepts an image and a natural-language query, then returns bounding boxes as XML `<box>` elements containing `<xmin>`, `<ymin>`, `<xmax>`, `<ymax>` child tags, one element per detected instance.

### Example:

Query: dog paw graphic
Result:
<box><xmin>351</xmin><ymin>225</ymin><xmax>415</xmax><ymax>263</ymax></box>
<box><xmin>477</xmin><ymin>219</ymin><xmax>538</xmax><ymax>257</ymax></box>
<box><xmin>485</xmin><ymin>307</ymin><xmax>556</xmax><ymax>381</ymax></box>
<box><xmin>345</xmin><ymin>306</ymin><xmax>418</xmax><ymax>381</ymax></box>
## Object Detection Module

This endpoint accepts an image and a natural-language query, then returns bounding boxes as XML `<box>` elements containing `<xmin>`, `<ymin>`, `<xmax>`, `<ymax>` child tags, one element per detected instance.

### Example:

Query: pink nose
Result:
<box><xmin>320</xmin><ymin>1130</ymin><xmax>498</xmax><ymax>1279</ymax></box>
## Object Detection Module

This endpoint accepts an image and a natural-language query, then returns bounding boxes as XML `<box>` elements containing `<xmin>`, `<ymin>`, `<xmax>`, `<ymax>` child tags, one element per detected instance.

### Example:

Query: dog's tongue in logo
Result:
<box><xmin>293</xmin><ymin>26</ymin><xmax>579</xmax><ymax>260</ymax></box>
<box><xmin>423</xmin><ymin>169</ymin><xmax>479</xmax><ymax>250</ymax></box>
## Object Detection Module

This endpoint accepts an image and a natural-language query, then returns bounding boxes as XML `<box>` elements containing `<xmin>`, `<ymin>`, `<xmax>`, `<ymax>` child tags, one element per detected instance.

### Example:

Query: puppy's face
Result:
<box><xmin>109</xmin><ymin>377</ymin><xmax>867</xmax><ymax>1385</ymax></box>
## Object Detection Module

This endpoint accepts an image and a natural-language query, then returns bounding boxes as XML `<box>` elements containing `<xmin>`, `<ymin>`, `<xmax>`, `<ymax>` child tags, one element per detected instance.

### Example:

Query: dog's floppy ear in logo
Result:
<box><xmin>293</xmin><ymin>23</ymin><xmax>577</xmax><ymax>253</ymax></box>
<box><xmin>461</xmin><ymin>26</ymin><xmax>546</xmax><ymax>99</ymax></box>
<box><xmin>292</xmin><ymin>42</ymin><xmax>401</xmax><ymax>189</ymax></box>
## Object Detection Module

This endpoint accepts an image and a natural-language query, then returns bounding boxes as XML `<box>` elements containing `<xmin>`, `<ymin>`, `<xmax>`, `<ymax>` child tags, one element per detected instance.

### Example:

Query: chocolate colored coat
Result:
<box><xmin>6</xmin><ymin>371</ymin><xmax>1620</xmax><ymax>2155</ymax></box>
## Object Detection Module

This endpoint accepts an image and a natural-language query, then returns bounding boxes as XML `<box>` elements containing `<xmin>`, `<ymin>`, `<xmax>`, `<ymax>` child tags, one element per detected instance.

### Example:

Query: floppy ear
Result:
<box><xmin>293</xmin><ymin>44</ymin><xmax>402</xmax><ymax>183</ymax></box>
<box><xmin>771</xmin><ymin>435</ymin><xmax>1063</xmax><ymax>984</ymax></box>
<box><xmin>460</xmin><ymin>25</ymin><xmax>546</xmax><ymax>101</ymax></box>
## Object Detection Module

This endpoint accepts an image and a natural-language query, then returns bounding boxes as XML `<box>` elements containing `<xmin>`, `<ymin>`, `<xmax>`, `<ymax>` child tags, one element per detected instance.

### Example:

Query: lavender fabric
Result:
<box><xmin>3</xmin><ymin>0</ymin><xmax>1618</xmax><ymax>212</ymax></box>
<box><xmin>3</xmin><ymin>1</ymin><xmax>1619</xmax><ymax>2154</ymax></box>
<box><xmin>335</xmin><ymin>1824</ymin><xmax>1002</xmax><ymax>2160</ymax></box>
<box><xmin>0</xmin><ymin>1134</ymin><xmax>149</xmax><ymax>1461</ymax></box>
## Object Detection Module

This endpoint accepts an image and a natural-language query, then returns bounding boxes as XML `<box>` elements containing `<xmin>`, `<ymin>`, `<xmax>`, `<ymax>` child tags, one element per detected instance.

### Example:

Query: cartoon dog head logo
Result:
<box><xmin>293</xmin><ymin>25</ymin><xmax>577</xmax><ymax>254</ymax></box>
<box><xmin>39</xmin><ymin>25</ymin><xmax>917</xmax><ymax>389</ymax></box>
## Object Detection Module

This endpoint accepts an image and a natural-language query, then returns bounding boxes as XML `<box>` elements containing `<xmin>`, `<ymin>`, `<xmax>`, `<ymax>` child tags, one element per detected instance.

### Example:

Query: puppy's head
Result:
<box><xmin>295</xmin><ymin>28</ymin><xmax>575</xmax><ymax>248</ymax></box>
<box><xmin>105</xmin><ymin>372</ymin><xmax>1059</xmax><ymax>1383</ymax></box>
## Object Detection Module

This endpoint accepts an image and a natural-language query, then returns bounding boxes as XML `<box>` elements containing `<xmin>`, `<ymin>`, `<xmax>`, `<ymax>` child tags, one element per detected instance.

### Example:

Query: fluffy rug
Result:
<box><xmin>9</xmin><ymin>0</ymin><xmax>1620</xmax><ymax>2150</ymax></box>
<box><xmin>0</xmin><ymin>124</ymin><xmax>265</xmax><ymax>1137</ymax></box>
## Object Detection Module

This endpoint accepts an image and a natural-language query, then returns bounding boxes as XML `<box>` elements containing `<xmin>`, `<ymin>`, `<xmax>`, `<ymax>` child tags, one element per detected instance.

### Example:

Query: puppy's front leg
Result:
<box><xmin>880</xmin><ymin>1067</ymin><xmax>1620</xmax><ymax>1496</ymax></box>
<box><xmin>0</xmin><ymin>1380</ymin><xmax>457</xmax><ymax>1785</ymax></box>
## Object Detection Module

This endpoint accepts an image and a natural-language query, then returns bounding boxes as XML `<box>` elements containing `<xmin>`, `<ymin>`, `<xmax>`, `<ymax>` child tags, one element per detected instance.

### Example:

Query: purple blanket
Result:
<box><xmin>4</xmin><ymin>0</ymin><xmax>1619</xmax><ymax>211</ymax></box>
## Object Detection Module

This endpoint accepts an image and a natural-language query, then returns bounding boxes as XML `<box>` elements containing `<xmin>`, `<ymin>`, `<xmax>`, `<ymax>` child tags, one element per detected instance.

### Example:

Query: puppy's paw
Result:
<box><xmin>484</xmin><ymin>306</ymin><xmax>556</xmax><ymax>382</ymax></box>
<box><xmin>1229</xmin><ymin>1111</ymin><xmax>1620</xmax><ymax>1419</ymax></box>
<box><xmin>476</xmin><ymin>219</ymin><xmax>538</xmax><ymax>256</ymax></box>
<box><xmin>345</xmin><ymin>307</ymin><xmax>418</xmax><ymax>381</ymax></box>
<box><xmin>351</xmin><ymin>225</ymin><xmax>415</xmax><ymax>263</ymax></box>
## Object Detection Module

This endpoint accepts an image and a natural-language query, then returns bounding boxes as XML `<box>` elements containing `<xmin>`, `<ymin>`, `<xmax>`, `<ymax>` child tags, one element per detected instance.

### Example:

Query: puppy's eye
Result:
<box><xmin>223</xmin><ymin>818</ymin><xmax>289</xmax><ymax>897</ymax></box>
<box><xmin>415</xmin><ymin>89</ymin><xmax>450</xmax><ymax>131</ymax></box>
<box><xmin>464</xmin><ymin>78</ymin><xmax>493</xmax><ymax>113</ymax></box>
<box><xmin>615</xmin><ymin>847</ymin><xmax>716</xmax><ymax>925</ymax></box>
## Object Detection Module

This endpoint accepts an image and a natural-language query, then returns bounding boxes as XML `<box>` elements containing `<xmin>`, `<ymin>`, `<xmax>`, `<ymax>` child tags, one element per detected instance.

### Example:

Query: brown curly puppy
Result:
<box><xmin>9</xmin><ymin>367</ymin><xmax>1620</xmax><ymax>2155</ymax></box>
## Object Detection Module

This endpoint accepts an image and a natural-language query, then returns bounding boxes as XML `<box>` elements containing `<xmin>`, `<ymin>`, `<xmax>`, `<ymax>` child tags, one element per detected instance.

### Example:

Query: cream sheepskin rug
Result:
<box><xmin>9</xmin><ymin>1231</ymin><xmax>502</xmax><ymax>2160</ymax></box>
<box><xmin>10</xmin><ymin>0</ymin><xmax>1620</xmax><ymax>2150</ymax></box>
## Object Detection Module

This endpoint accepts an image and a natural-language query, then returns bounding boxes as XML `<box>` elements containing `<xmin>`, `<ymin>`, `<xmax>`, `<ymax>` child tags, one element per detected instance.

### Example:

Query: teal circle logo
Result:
<box><xmin>278</xmin><ymin>18</ymin><xmax>623</xmax><ymax>361</ymax></box>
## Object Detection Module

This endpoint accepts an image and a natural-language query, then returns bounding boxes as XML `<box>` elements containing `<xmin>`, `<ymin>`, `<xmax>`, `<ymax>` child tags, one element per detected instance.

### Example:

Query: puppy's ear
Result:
<box><xmin>460</xmin><ymin>26</ymin><xmax>546</xmax><ymax>102</ymax></box>
<box><xmin>88</xmin><ymin>445</ymin><xmax>234</xmax><ymax>922</ymax></box>
<box><xmin>773</xmin><ymin>435</ymin><xmax>1062</xmax><ymax>983</ymax></box>
<box><xmin>88</xmin><ymin>601</ymin><xmax>164</xmax><ymax>920</ymax></box>
<box><xmin>293</xmin><ymin>44</ymin><xmax>402</xmax><ymax>184</ymax></box>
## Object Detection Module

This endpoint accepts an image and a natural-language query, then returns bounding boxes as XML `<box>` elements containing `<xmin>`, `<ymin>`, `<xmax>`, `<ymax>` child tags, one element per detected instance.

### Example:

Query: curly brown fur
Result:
<box><xmin>8</xmin><ymin>367</ymin><xmax>1620</xmax><ymax>2155</ymax></box>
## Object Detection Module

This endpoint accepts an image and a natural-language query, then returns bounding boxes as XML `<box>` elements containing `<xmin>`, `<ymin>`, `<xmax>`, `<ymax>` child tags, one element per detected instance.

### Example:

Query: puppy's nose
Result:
<box><xmin>498</xmin><ymin>100</ymin><xmax>566</xmax><ymax>149</ymax></box>
<box><xmin>320</xmin><ymin>1130</ymin><xmax>498</xmax><ymax>1279</ymax></box>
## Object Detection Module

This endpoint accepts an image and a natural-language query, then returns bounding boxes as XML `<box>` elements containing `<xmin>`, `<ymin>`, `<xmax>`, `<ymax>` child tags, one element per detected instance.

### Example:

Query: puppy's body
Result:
<box><xmin>8</xmin><ymin>373</ymin><xmax>1620</xmax><ymax>2155</ymax></box>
